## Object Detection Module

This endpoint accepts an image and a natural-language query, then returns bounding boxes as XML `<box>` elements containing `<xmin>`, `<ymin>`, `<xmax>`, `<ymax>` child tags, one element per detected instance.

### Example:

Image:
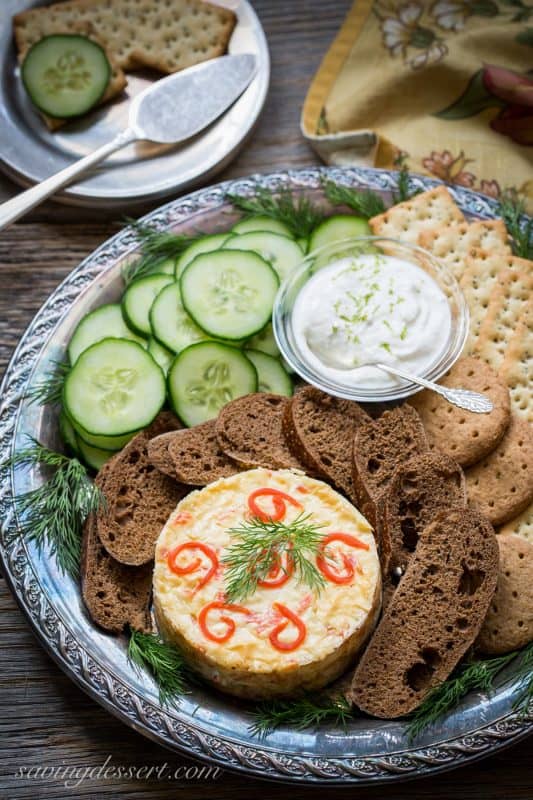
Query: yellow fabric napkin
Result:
<box><xmin>302</xmin><ymin>0</ymin><xmax>533</xmax><ymax>211</ymax></box>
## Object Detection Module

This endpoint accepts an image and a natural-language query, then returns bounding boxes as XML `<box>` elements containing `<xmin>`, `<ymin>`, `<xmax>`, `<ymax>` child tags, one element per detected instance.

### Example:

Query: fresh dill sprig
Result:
<box><xmin>9</xmin><ymin>439</ymin><xmax>103</xmax><ymax>578</ymax></box>
<box><xmin>512</xmin><ymin>642</ymin><xmax>533</xmax><ymax>716</ymax></box>
<box><xmin>226</xmin><ymin>185</ymin><xmax>325</xmax><ymax>238</ymax></box>
<box><xmin>249</xmin><ymin>693</ymin><xmax>353</xmax><ymax>737</ymax></box>
<box><xmin>122</xmin><ymin>220</ymin><xmax>197</xmax><ymax>284</ymax></box>
<box><xmin>222</xmin><ymin>512</ymin><xmax>326</xmax><ymax>602</ymax></box>
<box><xmin>128</xmin><ymin>629</ymin><xmax>190</xmax><ymax>705</ymax></box>
<box><xmin>498</xmin><ymin>192</ymin><xmax>533</xmax><ymax>259</ymax></box>
<box><xmin>392</xmin><ymin>154</ymin><xmax>422</xmax><ymax>203</ymax></box>
<box><xmin>26</xmin><ymin>360</ymin><xmax>70</xmax><ymax>406</ymax></box>
<box><xmin>406</xmin><ymin>644</ymin><xmax>533</xmax><ymax>740</ymax></box>
<box><xmin>322</xmin><ymin>179</ymin><xmax>386</xmax><ymax>218</ymax></box>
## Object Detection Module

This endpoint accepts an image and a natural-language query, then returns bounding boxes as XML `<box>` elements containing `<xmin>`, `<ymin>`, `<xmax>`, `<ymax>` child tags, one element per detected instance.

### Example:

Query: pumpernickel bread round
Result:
<box><xmin>350</xmin><ymin>508</ymin><xmax>499</xmax><ymax>718</ymax></box>
<box><xmin>283</xmin><ymin>386</ymin><xmax>369</xmax><ymax>502</ymax></box>
<box><xmin>215</xmin><ymin>393</ymin><xmax>306</xmax><ymax>471</ymax></box>
<box><xmin>167</xmin><ymin>420</ymin><xmax>240</xmax><ymax>485</ymax></box>
<box><xmin>96</xmin><ymin>420</ymin><xmax>189</xmax><ymax>565</ymax></box>
<box><xmin>81</xmin><ymin>514</ymin><xmax>152</xmax><ymax>633</ymax></box>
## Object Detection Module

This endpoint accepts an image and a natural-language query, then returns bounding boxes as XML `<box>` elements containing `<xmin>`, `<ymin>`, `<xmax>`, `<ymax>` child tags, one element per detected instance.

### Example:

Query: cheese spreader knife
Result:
<box><xmin>0</xmin><ymin>53</ymin><xmax>257</xmax><ymax>230</ymax></box>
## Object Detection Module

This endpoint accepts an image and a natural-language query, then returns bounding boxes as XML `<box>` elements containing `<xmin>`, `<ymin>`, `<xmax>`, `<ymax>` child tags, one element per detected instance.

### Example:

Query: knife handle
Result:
<box><xmin>0</xmin><ymin>127</ymin><xmax>137</xmax><ymax>232</ymax></box>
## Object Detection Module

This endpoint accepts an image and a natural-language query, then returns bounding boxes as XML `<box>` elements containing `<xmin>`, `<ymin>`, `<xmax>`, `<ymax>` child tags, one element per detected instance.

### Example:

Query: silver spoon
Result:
<box><xmin>368</xmin><ymin>361</ymin><xmax>494</xmax><ymax>413</ymax></box>
<box><xmin>0</xmin><ymin>54</ymin><xmax>256</xmax><ymax>230</ymax></box>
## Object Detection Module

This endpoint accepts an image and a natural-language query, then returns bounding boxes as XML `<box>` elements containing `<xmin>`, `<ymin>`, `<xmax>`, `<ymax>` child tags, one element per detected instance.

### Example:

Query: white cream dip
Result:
<box><xmin>291</xmin><ymin>253</ymin><xmax>452</xmax><ymax>390</ymax></box>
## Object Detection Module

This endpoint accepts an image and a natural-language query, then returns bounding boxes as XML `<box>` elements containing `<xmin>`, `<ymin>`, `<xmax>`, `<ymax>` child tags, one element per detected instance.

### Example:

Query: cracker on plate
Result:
<box><xmin>459</xmin><ymin>250</ymin><xmax>530</xmax><ymax>355</ymax></box>
<box><xmin>476</xmin><ymin>533</ymin><xmax>533</xmax><ymax>655</ymax></box>
<box><xmin>474</xmin><ymin>270</ymin><xmax>533</xmax><ymax>372</ymax></box>
<box><xmin>14</xmin><ymin>0</ymin><xmax>237</xmax><ymax>76</ymax></box>
<box><xmin>417</xmin><ymin>219</ymin><xmax>511</xmax><ymax>279</ymax></box>
<box><xmin>499</xmin><ymin>309</ymin><xmax>533</xmax><ymax>422</ymax></box>
<box><xmin>408</xmin><ymin>356</ymin><xmax>510</xmax><ymax>467</ymax></box>
<box><xmin>369</xmin><ymin>186</ymin><xmax>465</xmax><ymax>245</ymax></box>
<box><xmin>13</xmin><ymin>18</ymin><xmax>127</xmax><ymax>130</ymax></box>
<box><xmin>465</xmin><ymin>415</ymin><xmax>533</xmax><ymax>527</ymax></box>
<box><xmin>499</xmin><ymin>502</ymin><xmax>533</xmax><ymax>543</ymax></box>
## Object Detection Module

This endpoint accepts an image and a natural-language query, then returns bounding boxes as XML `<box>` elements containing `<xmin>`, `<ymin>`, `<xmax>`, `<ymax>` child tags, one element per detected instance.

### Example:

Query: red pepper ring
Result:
<box><xmin>167</xmin><ymin>542</ymin><xmax>218</xmax><ymax>590</ymax></box>
<box><xmin>198</xmin><ymin>601</ymin><xmax>251</xmax><ymax>644</ymax></box>
<box><xmin>316</xmin><ymin>532</ymin><xmax>369</xmax><ymax>585</ymax></box>
<box><xmin>257</xmin><ymin>547</ymin><xmax>294</xmax><ymax>588</ymax></box>
<box><xmin>269</xmin><ymin>602</ymin><xmax>307</xmax><ymax>652</ymax></box>
<box><xmin>248</xmin><ymin>488</ymin><xmax>303</xmax><ymax>522</ymax></box>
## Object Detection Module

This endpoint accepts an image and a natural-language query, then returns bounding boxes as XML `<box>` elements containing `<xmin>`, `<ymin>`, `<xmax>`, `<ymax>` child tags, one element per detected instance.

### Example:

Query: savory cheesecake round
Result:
<box><xmin>153</xmin><ymin>468</ymin><xmax>381</xmax><ymax>699</ymax></box>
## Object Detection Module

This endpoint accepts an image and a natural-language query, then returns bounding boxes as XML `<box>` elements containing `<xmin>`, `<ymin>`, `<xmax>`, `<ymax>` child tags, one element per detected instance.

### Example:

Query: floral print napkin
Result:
<box><xmin>301</xmin><ymin>0</ymin><xmax>533</xmax><ymax>210</ymax></box>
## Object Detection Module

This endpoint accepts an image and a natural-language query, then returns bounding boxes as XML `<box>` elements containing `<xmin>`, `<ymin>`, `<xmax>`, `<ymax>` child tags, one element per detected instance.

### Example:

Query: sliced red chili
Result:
<box><xmin>247</xmin><ymin>488</ymin><xmax>302</xmax><ymax>522</ymax></box>
<box><xmin>269</xmin><ymin>602</ymin><xmax>306</xmax><ymax>652</ymax></box>
<box><xmin>316</xmin><ymin>532</ymin><xmax>369</xmax><ymax>585</ymax></box>
<box><xmin>173</xmin><ymin>511</ymin><xmax>192</xmax><ymax>525</ymax></box>
<box><xmin>167</xmin><ymin>542</ymin><xmax>218</xmax><ymax>589</ymax></box>
<box><xmin>257</xmin><ymin>548</ymin><xmax>294</xmax><ymax>588</ymax></box>
<box><xmin>198</xmin><ymin>601</ymin><xmax>251</xmax><ymax>643</ymax></box>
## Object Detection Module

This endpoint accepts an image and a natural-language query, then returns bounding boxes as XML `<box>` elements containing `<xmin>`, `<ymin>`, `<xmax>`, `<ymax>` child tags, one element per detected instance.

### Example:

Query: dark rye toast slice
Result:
<box><xmin>382</xmin><ymin>452</ymin><xmax>467</xmax><ymax>601</ymax></box>
<box><xmin>216</xmin><ymin>393</ymin><xmax>307</xmax><ymax>471</ymax></box>
<box><xmin>167</xmin><ymin>420</ymin><xmax>240</xmax><ymax>486</ymax></box>
<box><xmin>96</xmin><ymin>417</ymin><xmax>188</xmax><ymax>566</ymax></box>
<box><xmin>352</xmin><ymin>405</ymin><xmax>429</xmax><ymax>517</ymax></box>
<box><xmin>352</xmin><ymin>405</ymin><xmax>429</xmax><ymax>568</ymax></box>
<box><xmin>81</xmin><ymin>514</ymin><xmax>152</xmax><ymax>633</ymax></box>
<box><xmin>145</xmin><ymin>410</ymin><xmax>182</xmax><ymax>438</ymax></box>
<box><xmin>147</xmin><ymin>432</ymin><xmax>179</xmax><ymax>479</ymax></box>
<box><xmin>349</xmin><ymin>508</ymin><xmax>499</xmax><ymax>718</ymax></box>
<box><xmin>282</xmin><ymin>386</ymin><xmax>369</xmax><ymax>502</ymax></box>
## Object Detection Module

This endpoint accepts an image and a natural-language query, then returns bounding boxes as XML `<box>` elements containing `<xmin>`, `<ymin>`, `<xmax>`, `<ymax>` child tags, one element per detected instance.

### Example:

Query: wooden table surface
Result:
<box><xmin>0</xmin><ymin>2</ymin><xmax>531</xmax><ymax>798</ymax></box>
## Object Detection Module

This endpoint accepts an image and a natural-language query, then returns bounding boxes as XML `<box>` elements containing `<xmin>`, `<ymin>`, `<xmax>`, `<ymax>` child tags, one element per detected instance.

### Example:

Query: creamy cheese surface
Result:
<box><xmin>291</xmin><ymin>254</ymin><xmax>452</xmax><ymax>389</ymax></box>
<box><xmin>153</xmin><ymin>469</ymin><xmax>381</xmax><ymax>696</ymax></box>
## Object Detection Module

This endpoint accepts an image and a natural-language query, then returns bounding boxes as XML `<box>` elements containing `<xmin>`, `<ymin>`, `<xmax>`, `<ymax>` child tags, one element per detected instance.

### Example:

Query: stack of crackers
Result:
<box><xmin>369</xmin><ymin>186</ymin><xmax>532</xmax><ymax>545</ymax></box>
<box><xmin>13</xmin><ymin>0</ymin><xmax>237</xmax><ymax>128</ymax></box>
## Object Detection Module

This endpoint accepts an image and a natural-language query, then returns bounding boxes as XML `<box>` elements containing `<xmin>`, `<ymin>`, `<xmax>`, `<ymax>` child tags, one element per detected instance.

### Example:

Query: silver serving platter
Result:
<box><xmin>0</xmin><ymin>0</ymin><xmax>269</xmax><ymax>208</ymax></box>
<box><xmin>1</xmin><ymin>167</ymin><xmax>531</xmax><ymax>785</ymax></box>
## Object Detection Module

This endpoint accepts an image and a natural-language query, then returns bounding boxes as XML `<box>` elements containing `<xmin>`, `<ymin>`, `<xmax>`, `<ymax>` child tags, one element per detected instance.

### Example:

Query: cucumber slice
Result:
<box><xmin>222</xmin><ymin>231</ymin><xmax>304</xmax><ymax>282</ymax></box>
<box><xmin>232</xmin><ymin>216</ymin><xmax>293</xmax><ymax>237</ymax></box>
<box><xmin>152</xmin><ymin>258</ymin><xmax>177</xmax><ymax>276</ymax></box>
<box><xmin>180</xmin><ymin>250</ymin><xmax>279</xmax><ymax>341</ymax></box>
<box><xmin>309</xmin><ymin>215</ymin><xmax>371</xmax><ymax>251</ymax></box>
<box><xmin>245</xmin><ymin>350</ymin><xmax>293</xmax><ymax>396</ymax></box>
<box><xmin>71</xmin><ymin>419</ymin><xmax>139</xmax><ymax>451</ymax></box>
<box><xmin>64</xmin><ymin>338</ymin><xmax>165</xmax><ymax>437</ymax></box>
<box><xmin>245</xmin><ymin>322</ymin><xmax>280</xmax><ymax>358</ymax></box>
<box><xmin>59</xmin><ymin>409</ymin><xmax>79</xmax><ymax>456</ymax></box>
<box><xmin>147</xmin><ymin>336</ymin><xmax>174</xmax><ymax>374</ymax></box>
<box><xmin>68</xmin><ymin>303</ymin><xmax>144</xmax><ymax>365</ymax></box>
<box><xmin>309</xmin><ymin>215</ymin><xmax>372</xmax><ymax>267</ymax></box>
<box><xmin>122</xmin><ymin>273</ymin><xmax>174</xmax><ymax>336</ymax></box>
<box><xmin>149</xmin><ymin>282</ymin><xmax>210</xmax><ymax>353</ymax></box>
<box><xmin>168</xmin><ymin>341</ymin><xmax>257</xmax><ymax>427</ymax></box>
<box><xmin>21</xmin><ymin>35</ymin><xmax>111</xmax><ymax>118</ymax></box>
<box><xmin>175</xmin><ymin>233</ymin><xmax>229</xmax><ymax>279</ymax></box>
<box><xmin>76</xmin><ymin>435</ymin><xmax>115</xmax><ymax>471</ymax></box>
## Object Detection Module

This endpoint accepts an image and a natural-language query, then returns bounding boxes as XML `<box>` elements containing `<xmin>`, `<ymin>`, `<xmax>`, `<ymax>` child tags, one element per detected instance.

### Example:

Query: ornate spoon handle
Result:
<box><xmin>374</xmin><ymin>362</ymin><xmax>494</xmax><ymax>414</ymax></box>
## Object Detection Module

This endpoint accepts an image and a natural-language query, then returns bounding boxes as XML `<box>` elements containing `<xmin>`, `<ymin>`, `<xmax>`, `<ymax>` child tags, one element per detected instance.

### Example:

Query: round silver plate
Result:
<box><xmin>1</xmin><ymin>167</ymin><xmax>531</xmax><ymax>785</ymax></box>
<box><xmin>0</xmin><ymin>0</ymin><xmax>269</xmax><ymax>208</ymax></box>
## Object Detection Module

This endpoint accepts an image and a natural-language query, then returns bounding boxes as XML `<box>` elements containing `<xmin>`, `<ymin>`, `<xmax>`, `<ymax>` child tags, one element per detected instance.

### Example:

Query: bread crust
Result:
<box><xmin>81</xmin><ymin>514</ymin><xmax>152</xmax><ymax>633</ymax></box>
<box><xmin>283</xmin><ymin>386</ymin><xmax>369</xmax><ymax>503</ymax></box>
<box><xmin>350</xmin><ymin>508</ymin><xmax>499</xmax><ymax>718</ymax></box>
<box><xmin>215</xmin><ymin>393</ymin><xmax>306</xmax><ymax>471</ymax></box>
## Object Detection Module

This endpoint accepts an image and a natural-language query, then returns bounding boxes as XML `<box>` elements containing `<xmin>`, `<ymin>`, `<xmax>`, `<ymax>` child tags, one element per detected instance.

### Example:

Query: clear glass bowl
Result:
<box><xmin>272</xmin><ymin>236</ymin><xmax>469</xmax><ymax>403</ymax></box>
